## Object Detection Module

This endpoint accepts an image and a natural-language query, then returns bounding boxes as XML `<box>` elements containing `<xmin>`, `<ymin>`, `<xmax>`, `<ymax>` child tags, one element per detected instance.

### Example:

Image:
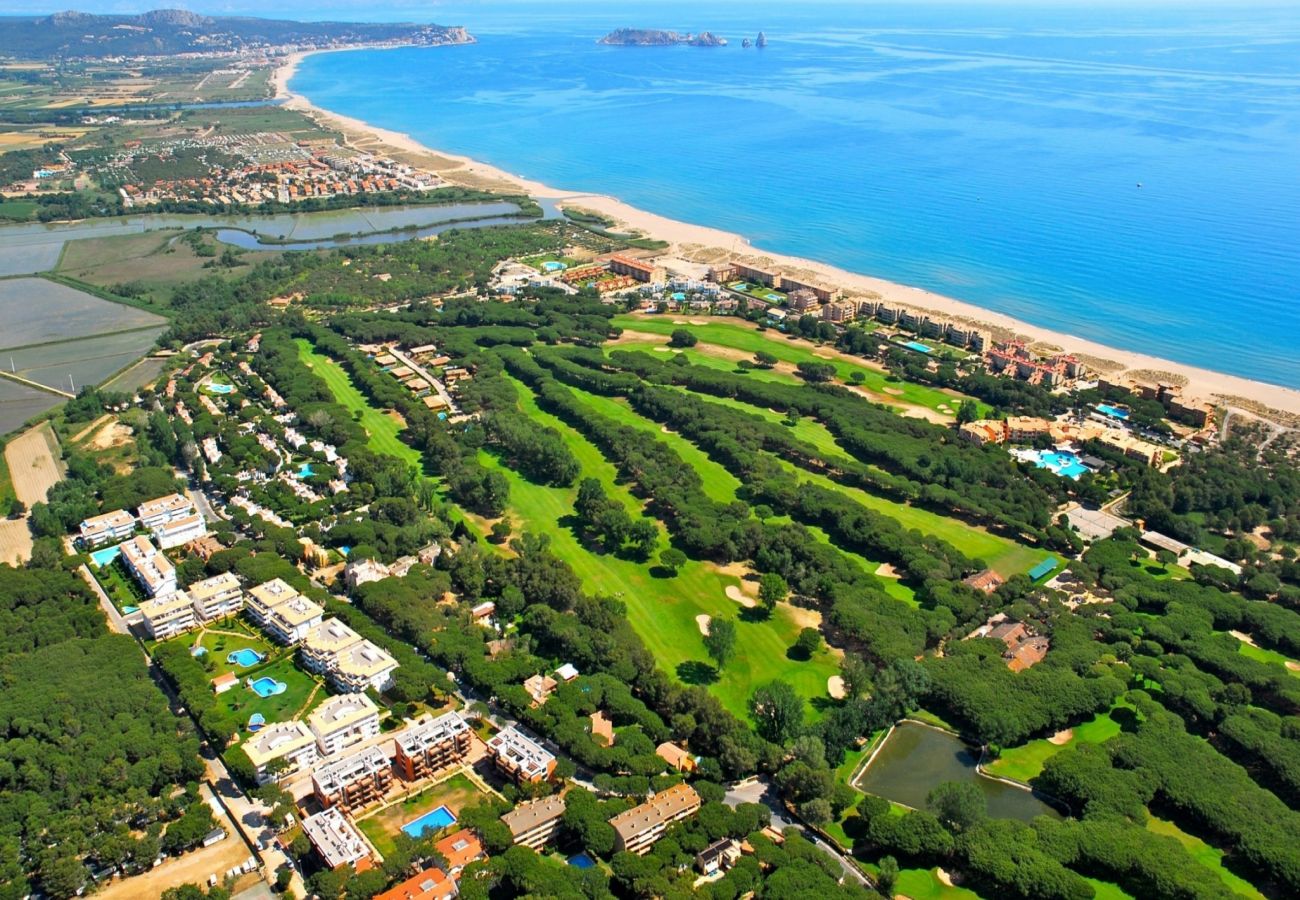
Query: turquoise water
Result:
<box><xmin>293</xmin><ymin>2</ymin><xmax>1300</xmax><ymax>388</ymax></box>
<box><xmin>567</xmin><ymin>852</ymin><xmax>596</xmax><ymax>869</ymax></box>
<box><xmin>1032</xmin><ymin>450</ymin><xmax>1091</xmax><ymax>480</ymax></box>
<box><xmin>903</xmin><ymin>341</ymin><xmax>933</xmax><ymax>354</ymax></box>
<box><xmin>227</xmin><ymin>648</ymin><xmax>265</xmax><ymax>667</ymax></box>
<box><xmin>543</xmin><ymin>260</ymin><xmax>567</xmax><ymax>271</ymax></box>
<box><xmin>1096</xmin><ymin>403</ymin><xmax>1130</xmax><ymax>420</ymax></box>
<box><xmin>205</xmin><ymin>383</ymin><xmax>235</xmax><ymax>395</ymax></box>
<box><xmin>249</xmin><ymin>676</ymin><xmax>285</xmax><ymax>697</ymax></box>
<box><xmin>89</xmin><ymin>545</ymin><xmax>122</xmax><ymax>568</ymax></box>
<box><xmin>296</xmin><ymin>462</ymin><xmax>315</xmax><ymax>478</ymax></box>
<box><xmin>248</xmin><ymin>712</ymin><xmax>266</xmax><ymax>731</ymax></box>
<box><xmin>401</xmin><ymin>805</ymin><xmax>457</xmax><ymax>838</ymax></box>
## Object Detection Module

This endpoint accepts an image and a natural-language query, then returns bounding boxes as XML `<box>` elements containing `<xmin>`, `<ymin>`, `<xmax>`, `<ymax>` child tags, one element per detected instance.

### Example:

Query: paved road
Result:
<box><xmin>387</xmin><ymin>347</ymin><xmax>455</xmax><ymax>412</ymax></box>
<box><xmin>725</xmin><ymin>777</ymin><xmax>870</xmax><ymax>888</ymax></box>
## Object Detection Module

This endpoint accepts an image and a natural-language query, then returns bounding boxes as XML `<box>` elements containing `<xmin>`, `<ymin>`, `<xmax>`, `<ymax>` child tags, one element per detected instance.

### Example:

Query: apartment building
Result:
<box><xmin>247</xmin><ymin>579</ymin><xmax>323</xmax><ymax>645</ymax></box>
<box><xmin>312</xmin><ymin>745</ymin><xmax>393</xmax><ymax>813</ymax></box>
<box><xmin>79</xmin><ymin>508</ymin><xmax>135</xmax><ymax>547</ymax></box>
<box><xmin>301</xmin><ymin>807</ymin><xmax>370</xmax><ymax>870</ymax></box>
<box><xmin>136</xmin><ymin>492</ymin><xmax>199</xmax><ymax>530</ymax></box>
<box><xmin>434</xmin><ymin>829</ymin><xmax>484</xmax><ymax>875</ymax></box>
<box><xmin>610</xmin><ymin>783</ymin><xmax>701</xmax><ymax>855</ymax></box>
<box><xmin>243</xmin><ymin>720</ymin><xmax>319</xmax><ymax>784</ymax></box>
<box><xmin>189</xmin><ymin>572</ymin><xmax>244</xmax><ymax>621</ymax></box>
<box><xmin>374</xmin><ymin>867</ymin><xmax>457</xmax><ymax>900</ymax></box>
<box><xmin>394</xmin><ymin>712</ymin><xmax>472</xmax><ymax>782</ymax></box>
<box><xmin>151</xmin><ymin>512</ymin><xmax>208</xmax><ymax>550</ymax></box>
<box><xmin>486</xmin><ymin>727</ymin><xmax>556</xmax><ymax>784</ymax></box>
<box><xmin>140</xmin><ymin>590</ymin><xmax>197</xmax><ymax>640</ymax></box>
<box><xmin>780</xmin><ymin>275</ymin><xmax>840</xmax><ymax>303</ymax></box>
<box><xmin>608</xmin><ymin>253</ymin><xmax>664</xmax><ymax>284</ymax></box>
<box><xmin>120</xmin><ymin>535</ymin><xmax>177</xmax><ymax>598</ymax></box>
<box><xmin>500</xmin><ymin>794</ymin><xmax>567</xmax><ymax>850</ymax></box>
<box><xmin>309</xmin><ymin>693</ymin><xmax>381</xmax><ymax>757</ymax></box>
<box><xmin>822</xmin><ymin>300</ymin><xmax>856</xmax><ymax>323</ymax></box>
<box><xmin>300</xmin><ymin>618</ymin><xmax>399</xmax><ymax>693</ymax></box>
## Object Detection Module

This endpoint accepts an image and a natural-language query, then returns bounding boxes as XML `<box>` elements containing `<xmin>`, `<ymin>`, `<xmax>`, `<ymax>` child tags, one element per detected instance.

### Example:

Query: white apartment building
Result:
<box><xmin>308</xmin><ymin>693</ymin><xmax>381</xmax><ymax>757</ymax></box>
<box><xmin>301</xmin><ymin>807</ymin><xmax>369</xmax><ymax>870</ymax></box>
<box><xmin>120</xmin><ymin>535</ymin><xmax>177</xmax><ymax>598</ymax></box>
<box><xmin>300</xmin><ymin>618</ymin><xmax>398</xmax><ymax>693</ymax></box>
<box><xmin>136</xmin><ymin>492</ymin><xmax>198</xmax><ymax>530</ymax></box>
<box><xmin>188</xmin><ymin>572</ymin><xmax>244</xmax><ymax>621</ymax></box>
<box><xmin>79</xmin><ymin>509</ymin><xmax>135</xmax><ymax>548</ymax></box>
<box><xmin>151</xmin><ymin>512</ymin><xmax>208</xmax><ymax>550</ymax></box>
<box><xmin>140</xmin><ymin>590</ymin><xmax>196</xmax><ymax>640</ymax></box>
<box><xmin>246</xmin><ymin>579</ymin><xmax>323</xmax><ymax>645</ymax></box>
<box><xmin>243</xmin><ymin>720</ymin><xmax>319</xmax><ymax>784</ymax></box>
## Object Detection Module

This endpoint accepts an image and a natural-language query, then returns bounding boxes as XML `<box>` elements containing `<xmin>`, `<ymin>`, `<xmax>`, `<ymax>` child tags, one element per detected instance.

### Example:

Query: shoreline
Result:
<box><xmin>273</xmin><ymin>47</ymin><xmax>1300</xmax><ymax>422</ymax></box>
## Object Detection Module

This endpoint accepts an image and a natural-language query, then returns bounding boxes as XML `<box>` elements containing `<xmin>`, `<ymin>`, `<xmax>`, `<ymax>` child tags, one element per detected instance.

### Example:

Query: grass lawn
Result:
<box><xmin>213</xmin><ymin>656</ymin><xmax>323</xmax><ymax>727</ymax></box>
<box><xmin>0</xmin><ymin>451</ymin><xmax>15</xmax><ymax>508</ymax></box>
<box><xmin>1145</xmin><ymin>816</ymin><xmax>1264</xmax><ymax>899</ymax></box>
<box><xmin>1085</xmin><ymin>879</ymin><xmax>1135</xmax><ymax>900</ymax></box>
<box><xmin>295</xmin><ymin>339</ymin><xmax>424</xmax><ymax>470</ymax></box>
<box><xmin>95</xmin><ymin>557</ymin><xmax>148</xmax><ymax>612</ymax></box>
<box><xmin>191</xmin><ymin>625</ymin><xmax>278</xmax><ymax>681</ymax></box>
<box><xmin>613</xmin><ymin>315</ymin><xmax>983</xmax><ymax>416</ymax></box>
<box><xmin>985</xmin><ymin>695</ymin><xmax>1135</xmax><ymax>784</ymax></box>
<box><xmin>357</xmin><ymin>772</ymin><xmax>485</xmax><ymax>858</ymax></box>
<box><xmin>488</xmin><ymin>380</ymin><xmax>839</xmax><ymax>722</ymax></box>
<box><xmin>1235</xmin><ymin>638</ymin><xmax>1300</xmax><ymax>676</ymax></box>
<box><xmin>892</xmin><ymin>868</ymin><xmax>983</xmax><ymax>900</ymax></box>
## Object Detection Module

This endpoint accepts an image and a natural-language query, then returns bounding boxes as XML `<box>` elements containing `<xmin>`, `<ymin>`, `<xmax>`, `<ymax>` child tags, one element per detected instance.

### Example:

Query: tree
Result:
<box><xmin>877</xmin><ymin>855</ymin><xmax>900</xmax><ymax>897</ymax></box>
<box><xmin>659</xmin><ymin>547</ymin><xmax>687</xmax><ymax>575</ymax></box>
<box><xmin>839</xmin><ymin>654</ymin><xmax>871</xmax><ymax>700</ymax></box>
<box><xmin>490</xmin><ymin>521</ymin><xmax>512</xmax><ymax>543</ymax></box>
<box><xmin>669</xmin><ymin>329</ymin><xmax>698</xmax><ymax>348</ymax></box>
<box><xmin>926</xmin><ymin>780</ymin><xmax>986</xmax><ymax>832</ymax></box>
<box><xmin>750</xmin><ymin>680</ymin><xmax>805</xmax><ymax>745</ymax></box>
<box><xmin>754</xmin><ymin>350</ymin><xmax>778</xmax><ymax>368</ymax></box>
<box><xmin>7</xmin><ymin>498</ymin><xmax>24</xmax><ymax>519</ymax></box>
<box><xmin>956</xmin><ymin>399</ymin><xmax>981</xmax><ymax>425</ymax></box>
<box><xmin>626</xmin><ymin>519</ymin><xmax>658</xmax><ymax>560</ymax></box>
<box><xmin>704</xmin><ymin>617</ymin><xmax>737</xmax><ymax>670</ymax></box>
<box><xmin>795</xmin><ymin>361</ymin><xmax>836</xmax><ymax>382</ymax></box>
<box><xmin>758</xmin><ymin>572</ymin><xmax>788</xmax><ymax>612</ymax></box>
<box><xmin>791</xmin><ymin>627</ymin><xmax>821</xmax><ymax>660</ymax></box>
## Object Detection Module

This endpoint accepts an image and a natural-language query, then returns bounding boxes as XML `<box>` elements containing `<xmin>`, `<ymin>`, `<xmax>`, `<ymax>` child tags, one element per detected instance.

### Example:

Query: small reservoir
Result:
<box><xmin>855</xmin><ymin>721</ymin><xmax>1064</xmax><ymax>822</ymax></box>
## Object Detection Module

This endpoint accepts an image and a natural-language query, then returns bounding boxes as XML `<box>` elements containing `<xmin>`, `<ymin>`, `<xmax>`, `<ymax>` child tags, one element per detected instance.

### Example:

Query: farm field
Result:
<box><xmin>0</xmin><ymin>378</ymin><xmax>59</xmax><ymax>436</ymax></box>
<box><xmin>3</xmin><ymin>420</ymin><xmax>63</xmax><ymax>505</ymax></box>
<box><xmin>6</xmin><ymin>326</ymin><xmax>166</xmax><ymax>394</ymax></box>
<box><xmin>295</xmin><ymin>339</ymin><xmax>424</xmax><ymax>470</ymax></box>
<box><xmin>485</xmin><ymin>379</ymin><xmax>840</xmax><ymax>721</ymax></box>
<box><xmin>612</xmin><ymin>314</ymin><xmax>981</xmax><ymax>416</ymax></box>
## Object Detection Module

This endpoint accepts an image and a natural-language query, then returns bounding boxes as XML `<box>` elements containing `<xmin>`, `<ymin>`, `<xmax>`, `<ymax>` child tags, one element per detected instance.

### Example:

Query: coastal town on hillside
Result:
<box><xmin>1</xmin><ymin>7</ymin><xmax>1300</xmax><ymax>900</ymax></box>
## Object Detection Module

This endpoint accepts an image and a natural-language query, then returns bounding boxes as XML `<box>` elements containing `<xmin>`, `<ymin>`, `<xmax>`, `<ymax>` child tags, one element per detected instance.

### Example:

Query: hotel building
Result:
<box><xmin>79</xmin><ymin>509</ymin><xmax>135</xmax><ymax>548</ymax></box>
<box><xmin>312</xmin><ymin>744</ymin><xmax>393</xmax><ymax>813</ymax></box>
<box><xmin>301</xmin><ymin>807</ymin><xmax>370</xmax><ymax>870</ymax></box>
<box><xmin>608</xmin><ymin>253</ymin><xmax>664</xmax><ymax>284</ymax></box>
<box><xmin>243</xmin><ymin>720</ymin><xmax>319</xmax><ymax>784</ymax></box>
<box><xmin>136</xmin><ymin>492</ymin><xmax>197</xmax><ymax>530</ymax></box>
<box><xmin>140</xmin><ymin>590</ymin><xmax>197</xmax><ymax>640</ymax></box>
<box><xmin>188</xmin><ymin>572</ymin><xmax>244</xmax><ymax>621</ymax></box>
<box><xmin>151</xmin><ymin>512</ymin><xmax>208</xmax><ymax>550</ymax></box>
<box><xmin>300</xmin><ymin>618</ymin><xmax>399</xmax><ymax>693</ymax></box>
<box><xmin>609</xmin><ymin>783</ymin><xmax>702</xmax><ymax>855</ymax></box>
<box><xmin>500</xmin><ymin>794</ymin><xmax>567</xmax><ymax>850</ymax></box>
<box><xmin>309</xmin><ymin>693</ymin><xmax>381</xmax><ymax>757</ymax></box>
<box><xmin>246</xmin><ymin>579</ymin><xmax>323</xmax><ymax>645</ymax></box>
<box><xmin>120</xmin><ymin>535</ymin><xmax>177</xmax><ymax>598</ymax></box>
<box><xmin>394</xmin><ymin>712</ymin><xmax>472</xmax><ymax>782</ymax></box>
<box><xmin>486</xmin><ymin>726</ymin><xmax>556</xmax><ymax>784</ymax></box>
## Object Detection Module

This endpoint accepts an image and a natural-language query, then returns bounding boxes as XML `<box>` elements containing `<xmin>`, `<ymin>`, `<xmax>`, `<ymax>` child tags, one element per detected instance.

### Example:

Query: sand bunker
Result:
<box><xmin>876</xmin><ymin>563</ymin><xmax>900</xmax><ymax>579</ymax></box>
<box><xmin>827</xmin><ymin>676</ymin><xmax>846</xmax><ymax>699</ymax></box>
<box><xmin>1048</xmin><ymin>728</ymin><xmax>1074</xmax><ymax>746</ymax></box>
<box><xmin>882</xmin><ymin>386</ymin><xmax>905</xmax><ymax>396</ymax></box>
<box><xmin>696</xmin><ymin>614</ymin><xmax>712</xmax><ymax>636</ymax></box>
<box><xmin>1229</xmin><ymin>629</ymin><xmax>1259</xmax><ymax>647</ymax></box>
<box><xmin>652</xmin><ymin>346</ymin><xmax>673</xmax><ymax>352</ymax></box>
<box><xmin>724</xmin><ymin>585</ymin><xmax>757</xmax><ymax>608</ymax></box>
<box><xmin>1287</xmin><ymin>661</ymin><xmax>1300</xmax><ymax>673</ymax></box>
<box><xmin>936</xmin><ymin>869</ymin><xmax>954</xmax><ymax>887</ymax></box>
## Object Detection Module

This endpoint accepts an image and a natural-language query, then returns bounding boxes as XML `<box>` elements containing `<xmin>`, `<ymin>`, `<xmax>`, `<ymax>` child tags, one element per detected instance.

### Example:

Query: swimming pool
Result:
<box><xmin>227</xmin><ymin>648</ymin><xmax>265</xmax><ymax>668</ymax></box>
<box><xmin>248</xmin><ymin>712</ymin><xmax>266</xmax><ymax>731</ymax></box>
<box><xmin>191</xmin><ymin>646</ymin><xmax>207</xmax><ymax>657</ymax></box>
<box><xmin>295</xmin><ymin>461</ymin><xmax>315</xmax><ymax>478</ymax></box>
<box><xmin>542</xmin><ymin>260</ymin><xmax>567</xmax><ymax>272</ymax></box>
<box><xmin>122</xmin><ymin>605</ymin><xmax>139</xmax><ymax>614</ymax></box>
<box><xmin>764</xmin><ymin>292</ymin><xmax>783</xmax><ymax>302</ymax></box>
<box><xmin>903</xmin><ymin>340</ymin><xmax>933</xmax><ymax>354</ymax></box>
<box><xmin>1030</xmin><ymin>449</ymin><xmax>1091</xmax><ymax>480</ymax></box>
<box><xmin>401</xmin><ymin>805</ymin><xmax>457</xmax><ymax>839</ymax></box>
<box><xmin>567</xmin><ymin>852</ymin><xmax>596</xmax><ymax>869</ymax></box>
<box><xmin>1096</xmin><ymin>403</ymin><xmax>1130</xmax><ymax>420</ymax></box>
<box><xmin>89</xmin><ymin>544</ymin><xmax>122</xmax><ymax>568</ymax></box>
<box><xmin>249</xmin><ymin>676</ymin><xmax>286</xmax><ymax>698</ymax></box>
<box><xmin>205</xmin><ymin>383</ymin><xmax>235</xmax><ymax>394</ymax></box>
<box><xmin>671</xmin><ymin>291</ymin><xmax>686</xmax><ymax>301</ymax></box>
<box><xmin>731</xmin><ymin>282</ymin><xmax>749</xmax><ymax>291</ymax></box>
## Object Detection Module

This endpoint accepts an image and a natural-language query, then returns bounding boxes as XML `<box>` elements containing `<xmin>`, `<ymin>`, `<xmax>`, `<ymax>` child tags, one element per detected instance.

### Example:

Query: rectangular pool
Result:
<box><xmin>903</xmin><ymin>340</ymin><xmax>933</xmax><ymax>354</ymax></box>
<box><xmin>89</xmin><ymin>544</ymin><xmax>122</xmax><ymax>568</ymax></box>
<box><xmin>401</xmin><ymin>805</ymin><xmax>457</xmax><ymax>839</ymax></box>
<box><xmin>1096</xmin><ymin>403</ymin><xmax>1130</xmax><ymax>420</ymax></box>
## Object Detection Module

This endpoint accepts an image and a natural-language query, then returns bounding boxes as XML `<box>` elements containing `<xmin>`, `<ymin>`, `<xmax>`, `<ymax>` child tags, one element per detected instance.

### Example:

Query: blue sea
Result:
<box><xmin>292</xmin><ymin>2</ymin><xmax>1300</xmax><ymax>388</ymax></box>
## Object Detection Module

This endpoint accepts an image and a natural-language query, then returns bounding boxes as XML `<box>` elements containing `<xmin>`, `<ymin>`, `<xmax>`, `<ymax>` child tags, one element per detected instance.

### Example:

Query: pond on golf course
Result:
<box><xmin>855</xmin><ymin>721</ymin><xmax>1065</xmax><ymax>822</ymax></box>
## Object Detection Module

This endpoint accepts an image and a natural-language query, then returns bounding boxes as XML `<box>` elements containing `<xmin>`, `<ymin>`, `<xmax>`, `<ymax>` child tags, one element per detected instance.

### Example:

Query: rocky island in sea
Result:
<box><xmin>599</xmin><ymin>28</ymin><xmax>727</xmax><ymax>47</ymax></box>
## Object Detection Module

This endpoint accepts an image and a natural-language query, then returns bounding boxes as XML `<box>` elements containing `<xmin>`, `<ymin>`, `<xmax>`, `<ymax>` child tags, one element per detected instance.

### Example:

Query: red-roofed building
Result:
<box><xmin>374</xmin><ymin>867</ymin><xmax>456</xmax><ymax>900</ymax></box>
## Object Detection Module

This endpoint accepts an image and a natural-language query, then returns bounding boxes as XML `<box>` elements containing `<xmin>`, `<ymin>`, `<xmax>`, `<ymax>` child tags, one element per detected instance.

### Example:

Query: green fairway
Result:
<box><xmin>985</xmin><ymin>696</ymin><xmax>1135</xmax><ymax>783</ymax></box>
<box><xmin>612</xmin><ymin>314</ymin><xmax>981</xmax><ymax>415</ymax></box>
<box><xmin>295</xmin><ymin>339</ymin><xmax>424</xmax><ymax>469</ymax></box>
<box><xmin>1145</xmin><ymin>817</ymin><xmax>1264</xmax><ymax>899</ymax></box>
<box><xmin>489</xmin><ymin>380</ymin><xmax>839</xmax><ymax>722</ymax></box>
<box><xmin>892</xmin><ymin>869</ymin><xmax>983</xmax><ymax>900</ymax></box>
<box><xmin>1234</xmin><ymin>637</ymin><xmax>1300</xmax><ymax>676</ymax></box>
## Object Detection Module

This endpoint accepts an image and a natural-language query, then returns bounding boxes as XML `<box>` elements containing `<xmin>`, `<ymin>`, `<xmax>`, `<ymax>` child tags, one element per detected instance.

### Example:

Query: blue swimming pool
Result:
<box><xmin>671</xmin><ymin>291</ymin><xmax>686</xmax><ymax>301</ymax></box>
<box><xmin>1096</xmin><ymin>403</ymin><xmax>1130</xmax><ymax>420</ymax></box>
<box><xmin>567</xmin><ymin>852</ymin><xmax>596</xmax><ymax>869</ymax></box>
<box><xmin>249</xmin><ymin>677</ymin><xmax>286</xmax><ymax>698</ymax></box>
<box><xmin>1030</xmin><ymin>450</ymin><xmax>1091</xmax><ymax>480</ymax></box>
<box><xmin>903</xmin><ymin>340</ymin><xmax>933</xmax><ymax>354</ymax></box>
<box><xmin>89</xmin><ymin>544</ymin><xmax>122</xmax><ymax>567</ymax></box>
<box><xmin>401</xmin><ymin>805</ymin><xmax>457</xmax><ymax>839</ymax></box>
<box><xmin>542</xmin><ymin>260</ymin><xmax>566</xmax><ymax>272</ymax></box>
<box><xmin>205</xmin><ymin>383</ymin><xmax>235</xmax><ymax>394</ymax></box>
<box><xmin>248</xmin><ymin>712</ymin><xmax>266</xmax><ymax>731</ymax></box>
<box><xmin>227</xmin><ymin>648</ymin><xmax>265</xmax><ymax>668</ymax></box>
<box><xmin>295</xmin><ymin>461</ymin><xmax>315</xmax><ymax>478</ymax></box>
<box><xmin>731</xmin><ymin>282</ymin><xmax>749</xmax><ymax>291</ymax></box>
<box><xmin>122</xmin><ymin>605</ymin><xmax>139</xmax><ymax>614</ymax></box>
<box><xmin>764</xmin><ymin>292</ymin><xmax>783</xmax><ymax>301</ymax></box>
<box><xmin>191</xmin><ymin>646</ymin><xmax>207</xmax><ymax>657</ymax></box>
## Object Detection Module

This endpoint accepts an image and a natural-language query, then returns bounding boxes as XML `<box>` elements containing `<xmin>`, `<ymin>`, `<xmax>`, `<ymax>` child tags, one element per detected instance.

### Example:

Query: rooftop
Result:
<box><xmin>309</xmin><ymin>692</ymin><xmax>380</xmax><ymax>736</ymax></box>
<box><xmin>609</xmin><ymin>783</ymin><xmax>701</xmax><ymax>843</ymax></box>
<box><xmin>301</xmin><ymin>806</ymin><xmax>370</xmax><ymax>869</ymax></box>
<box><xmin>501</xmin><ymin>794</ymin><xmax>567</xmax><ymax>838</ymax></box>
<box><xmin>396</xmin><ymin>711</ymin><xmax>470</xmax><ymax>755</ymax></box>
<box><xmin>137</xmin><ymin>492</ymin><xmax>193</xmax><ymax>519</ymax></box>
<box><xmin>243</xmin><ymin>720</ymin><xmax>315</xmax><ymax>768</ymax></box>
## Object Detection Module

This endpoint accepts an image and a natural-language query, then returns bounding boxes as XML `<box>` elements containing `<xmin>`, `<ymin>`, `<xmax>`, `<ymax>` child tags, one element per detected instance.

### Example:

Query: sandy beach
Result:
<box><xmin>273</xmin><ymin>49</ymin><xmax>1300</xmax><ymax>423</ymax></box>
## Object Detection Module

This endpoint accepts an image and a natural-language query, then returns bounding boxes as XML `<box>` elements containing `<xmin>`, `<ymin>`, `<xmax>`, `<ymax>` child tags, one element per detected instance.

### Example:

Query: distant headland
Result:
<box><xmin>599</xmin><ymin>29</ymin><xmax>728</xmax><ymax>47</ymax></box>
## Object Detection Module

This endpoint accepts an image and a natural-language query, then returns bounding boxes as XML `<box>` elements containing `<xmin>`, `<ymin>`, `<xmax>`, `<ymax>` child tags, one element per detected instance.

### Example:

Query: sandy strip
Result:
<box><xmin>695</xmin><ymin>614</ymin><xmax>712</xmax><ymax>636</ymax></box>
<box><xmin>1229</xmin><ymin>629</ymin><xmax>1258</xmax><ymax>647</ymax></box>
<box><xmin>274</xmin><ymin>49</ymin><xmax>1300</xmax><ymax>421</ymax></box>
